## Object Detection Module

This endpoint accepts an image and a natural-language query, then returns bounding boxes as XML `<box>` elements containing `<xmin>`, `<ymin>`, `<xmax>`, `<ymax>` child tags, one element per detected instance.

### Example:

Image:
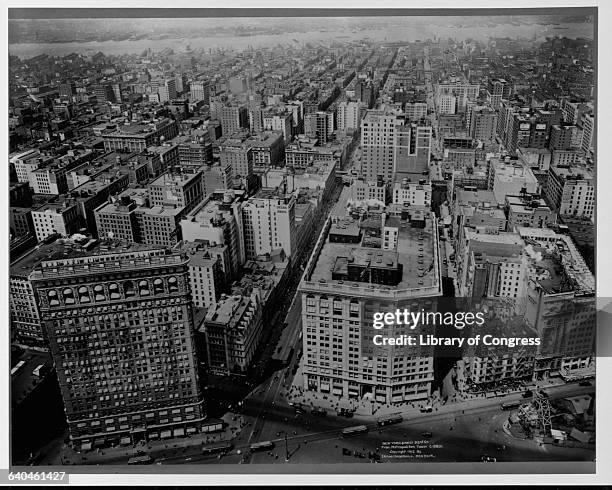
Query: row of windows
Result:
<box><xmin>46</xmin><ymin>278</ymin><xmax>180</xmax><ymax>307</ymax></box>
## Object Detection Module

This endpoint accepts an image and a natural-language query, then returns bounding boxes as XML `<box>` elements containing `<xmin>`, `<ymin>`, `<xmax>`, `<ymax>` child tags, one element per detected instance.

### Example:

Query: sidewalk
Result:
<box><xmin>55</xmin><ymin>411</ymin><xmax>245</xmax><ymax>466</ymax></box>
<box><xmin>285</xmin><ymin>361</ymin><xmax>440</xmax><ymax>418</ymax></box>
<box><xmin>284</xmin><ymin>359</ymin><xmax>579</xmax><ymax>424</ymax></box>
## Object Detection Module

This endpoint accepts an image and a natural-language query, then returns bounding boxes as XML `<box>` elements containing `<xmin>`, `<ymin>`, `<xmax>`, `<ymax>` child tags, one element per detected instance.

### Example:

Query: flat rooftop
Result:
<box><xmin>552</xmin><ymin>165</ymin><xmax>594</xmax><ymax>180</ymax></box>
<box><xmin>105</xmin><ymin>119</ymin><xmax>171</xmax><ymax>137</ymax></box>
<box><xmin>138</xmin><ymin>205</ymin><xmax>185</xmax><ymax>217</ymax></box>
<box><xmin>30</xmin><ymin>245</ymin><xmax>180</xmax><ymax>280</ymax></box>
<box><xmin>205</xmin><ymin>295</ymin><xmax>249</xmax><ymax>326</ymax></box>
<box><xmin>309</xmin><ymin>211</ymin><xmax>439</xmax><ymax>293</ymax></box>
<box><xmin>455</xmin><ymin>189</ymin><xmax>497</xmax><ymax>207</ymax></box>
<box><xmin>149</xmin><ymin>170</ymin><xmax>201</xmax><ymax>187</ymax></box>
<box><xmin>12</xmin><ymin>238</ymin><xmax>163</xmax><ymax>278</ymax></box>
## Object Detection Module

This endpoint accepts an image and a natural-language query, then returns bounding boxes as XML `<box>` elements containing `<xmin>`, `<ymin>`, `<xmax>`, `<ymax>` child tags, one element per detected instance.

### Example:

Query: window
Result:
<box><xmin>138</xmin><ymin>280</ymin><xmax>150</xmax><ymax>296</ymax></box>
<box><xmin>48</xmin><ymin>290</ymin><xmax>59</xmax><ymax>307</ymax></box>
<box><xmin>124</xmin><ymin>281</ymin><xmax>135</xmax><ymax>298</ymax></box>
<box><xmin>78</xmin><ymin>286</ymin><xmax>90</xmax><ymax>304</ymax></box>
<box><xmin>168</xmin><ymin>277</ymin><xmax>178</xmax><ymax>293</ymax></box>
<box><xmin>153</xmin><ymin>279</ymin><xmax>165</xmax><ymax>295</ymax></box>
<box><xmin>108</xmin><ymin>283</ymin><xmax>121</xmax><ymax>300</ymax></box>
<box><xmin>94</xmin><ymin>285</ymin><xmax>105</xmax><ymax>302</ymax></box>
<box><xmin>63</xmin><ymin>288</ymin><xmax>75</xmax><ymax>305</ymax></box>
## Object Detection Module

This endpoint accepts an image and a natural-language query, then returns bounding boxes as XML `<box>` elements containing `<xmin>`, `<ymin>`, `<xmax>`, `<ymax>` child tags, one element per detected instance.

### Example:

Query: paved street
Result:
<box><xmin>135</xmin><ymin>381</ymin><xmax>595</xmax><ymax>466</ymax></box>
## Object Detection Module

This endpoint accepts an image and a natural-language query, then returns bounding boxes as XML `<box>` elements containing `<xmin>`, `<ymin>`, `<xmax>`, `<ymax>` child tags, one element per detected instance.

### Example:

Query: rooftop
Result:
<box><xmin>105</xmin><ymin>118</ymin><xmax>173</xmax><ymax>138</ymax></box>
<box><xmin>149</xmin><ymin>170</ymin><xmax>201</xmax><ymax>187</ymax></box>
<box><xmin>30</xmin><ymin>245</ymin><xmax>181</xmax><ymax>280</ymax></box>
<box><xmin>306</xmin><ymin>208</ymin><xmax>441</xmax><ymax>298</ymax></box>
<box><xmin>455</xmin><ymin>189</ymin><xmax>498</xmax><ymax>208</ymax></box>
<box><xmin>11</xmin><ymin>237</ymin><xmax>163</xmax><ymax>279</ymax></box>
<box><xmin>137</xmin><ymin>205</ymin><xmax>185</xmax><ymax>217</ymax></box>
<box><xmin>32</xmin><ymin>200</ymin><xmax>77</xmax><ymax>213</ymax></box>
<box><xmin>205</xmin><ymin>294</ymin><xmax>250</xmax><ymax>327</ymax></box>
<box><xmin>552</xmin><ymin>165</ymin><xmax>594</xmax><ymax>181</ymax></box>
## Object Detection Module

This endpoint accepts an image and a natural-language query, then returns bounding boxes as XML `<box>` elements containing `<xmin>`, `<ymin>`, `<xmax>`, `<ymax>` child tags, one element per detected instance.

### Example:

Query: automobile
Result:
<box><xmin>311</xmin><ymin>407</ymin><xmax>327</xmax><ymax>417</ymax></box>
<box><xmin>443</xmin><ymin>259</ymin><xmax>448</xmax><ymax>265</ymax></box>
<box><xmin>336</xmin><ymin>408</ymin><xmax>354</xmax><ymax>418</ymax></box>
<box><xmin>420</xmin><ymin>406</ymin><xmax>433</xmax><ymax>413</ymax></box>
<box><xmin>421</xmin><ymin>432</ymin><xmax>433</xmax><ymax>439</ymax></box>
<box><xmin>522</xmin><ymin>390</ymin><xmax>534</xmax><ymax>398</ymax></box>
<box><xmin>579</xmin><ymin>380</ymin><xmax>592</xmax><ymax>386</ymax></box>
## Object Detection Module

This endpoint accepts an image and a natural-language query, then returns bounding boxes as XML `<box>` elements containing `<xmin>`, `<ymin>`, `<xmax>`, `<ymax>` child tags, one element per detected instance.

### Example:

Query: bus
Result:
<box><xmin>127</xmin><ymin>455</ymin><xmax>154</xmax><ymax>465</ymax></box>
<box><xmin>342</xmin><ymin>425</ymin><xmax>369</xmax><ymax>437</ymax></box>
<box><xmin>249</xmin><ymin>441</ymin><xmax>275</xmax><ymax>452</ymax></box>
<box><xmin>11</xmin><ymin>360</ymin><xmax>26</xmax><ymax>376</ymax></box>
<box><xmin>377</xmin><ymin>415</ymin><xmax>403</xmax><ymax>427</ymax></box>
<box><xmin>501</xmin><ymin>401</ymin><xmax>522</xmax><ymax>410</ymax></box>
<box><xmin>202</xmin><ymin>442</ymin><xmax>233</xmax><ymax>455</ymax></box>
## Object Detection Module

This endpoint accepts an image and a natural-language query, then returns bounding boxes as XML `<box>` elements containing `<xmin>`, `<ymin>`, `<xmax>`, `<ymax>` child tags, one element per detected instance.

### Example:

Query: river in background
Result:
<box><xmin>8</xmin><ymin>19</ymin><xmax>594</xmax><ymax>59</ymax></box>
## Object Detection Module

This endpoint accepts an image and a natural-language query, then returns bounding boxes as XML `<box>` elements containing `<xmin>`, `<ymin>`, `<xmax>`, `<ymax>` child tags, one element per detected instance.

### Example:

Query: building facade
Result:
<box><xmin>30</xmin><ymin>248</ymin><xmax>206</xmax><ymax>449</ymax></box>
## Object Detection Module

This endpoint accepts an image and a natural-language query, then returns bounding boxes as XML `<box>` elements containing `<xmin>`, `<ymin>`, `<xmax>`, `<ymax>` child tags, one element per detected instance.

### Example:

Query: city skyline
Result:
<box><xmin>8</xmin><ymin>7</ymin><xmax>596</xmax><ymax>472</ymax></box>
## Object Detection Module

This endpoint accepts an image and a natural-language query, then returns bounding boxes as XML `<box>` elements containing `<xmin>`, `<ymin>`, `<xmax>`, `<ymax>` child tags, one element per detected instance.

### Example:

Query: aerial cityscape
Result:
<box><xmin>8</xmin><ymin>11</ymin><xmax>596</xmax><ymax>469</ymax></box>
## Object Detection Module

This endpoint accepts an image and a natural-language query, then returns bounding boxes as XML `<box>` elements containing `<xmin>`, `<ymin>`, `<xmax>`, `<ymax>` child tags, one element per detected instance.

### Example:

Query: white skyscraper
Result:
<box><xmin>337</xmin><ymin>101</ymin><xmax>366</xmax><ymax>132</ymax></box>
<box><xmin>242</xmin><ymin>189</ymin><xmax>297</xmax><ymax>259</ymax></box>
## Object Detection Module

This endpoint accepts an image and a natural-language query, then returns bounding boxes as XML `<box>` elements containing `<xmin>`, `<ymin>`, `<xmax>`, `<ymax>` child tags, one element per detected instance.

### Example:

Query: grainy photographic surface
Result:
<box><xmin>8</xmin><ymin>8</ymin><xmax>596</xmax><ymax>473</ymax></box>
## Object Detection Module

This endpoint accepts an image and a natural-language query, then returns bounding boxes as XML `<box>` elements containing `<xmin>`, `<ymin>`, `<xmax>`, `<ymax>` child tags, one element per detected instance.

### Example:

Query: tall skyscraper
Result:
<box><xmin>189</xmin><ymin>80</ymin><xmax>210</xmax><ymax>105</ymax></box>
<box><xmin>299</xmin><ymin>209</ymin><xmax>442</xmax><ymax>404</ymax></box>
<box><xmin>181</xmin><ymin>190</ymin><xmax>247</xmax><ymax>281</ymax></box>
<box><xmin>220</xmin><ymin>105</ymin><xmax>249</xmax><ymax>137</ymax></box>
<box><xmin>336</xmin><ymin>101</ymin><xmax>366</xmax><ymax>132</ymax></box>
<box><xmin>355</xmin><ymin>80</ymin><xmax>376</xmax><ymax>108</ymax></box>
<box><xmin>158</xmin><ymin>79</ymin><xmax>177</xmax><ymax>103</ymax></box>
<box><xmin>263</xmin><ymin>111</ymin><xmax>293</xmax><ymax>144</ymax></box>
<box><xmin>304</xmin><ymin>112</ymin><xmax>334</xmax><ymax>144</ymax></box>
<box><xmin>393</xmin><ymin>122</ymin><xmax>432</xmax><ymax>178</ymax></box>
<box><xmin>242</xmin><ymin>189</ymin><xmax>296</xmax><ymax>260</ymax></box>
<box><xmin>30</xmin><ymin>246</ymin><xmax>206</xmax><ymax>450</ymax></box>
<box><xmin>360</xmin><ymin>110</ymin><xmax>402</xmax><ymax>181</ymax></box>
<box><xmin>435</xmin><ymin>82</ymin><xmax>479</xmax><ymax>112</ymax></box>
<box><xmin>468</xmin><ymin>107</ymin><xmax>498</xmax><ymax>144</ymax></box>
<box><xmin>486</xmin><ymin>78</ymin><xmax>511</xmax><ymax>109</ymax></box>
<box><xmin>59</xmin><ymin>82</ymin><xmax>77</xmax><ymax>98</ymax></box>
<box><xmin>94</xmin><ymin>84</ymin><xmax>116</xmax><ymax>104</ymax></box>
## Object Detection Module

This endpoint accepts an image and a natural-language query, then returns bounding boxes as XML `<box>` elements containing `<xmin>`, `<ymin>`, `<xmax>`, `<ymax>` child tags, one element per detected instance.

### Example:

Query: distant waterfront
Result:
<box><xmin>8</xmin><ymin>20</ymin><xmax>593</xmax><ymax>58</ymax></box>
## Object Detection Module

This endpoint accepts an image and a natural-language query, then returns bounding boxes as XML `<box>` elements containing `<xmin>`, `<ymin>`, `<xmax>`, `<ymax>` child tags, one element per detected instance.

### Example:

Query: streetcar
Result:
<box><xmin>249</xmin><ymin>441</ymin><xmax>275</xmax><ymax>452</ymax></box>
<box><xmin>341</xmin><ymin>425</ymin><xmax>369</xmax><ymax>437</ymax></box>
<box><xmin>202</xmin><ymin>442</ymin><xmax>234</xmax><ymax>455</ymax></box>
<box><xmin>500</xmin><ymin>401</ymin><xmax>522</xmax><ymax>410</ymax></box>
<box><xmin>376</xmin><ymin>414</ymin><xmax>403</xmax><ymax>427</ymax></box>
<box><xmin>127</xmin><ymin>454</ymin><xmax>154</xmax><ymax>465</ymax></box>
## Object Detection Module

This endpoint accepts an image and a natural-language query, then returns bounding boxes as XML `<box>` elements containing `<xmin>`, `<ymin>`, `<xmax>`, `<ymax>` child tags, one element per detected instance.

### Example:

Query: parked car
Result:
<box><xmin>311</xmin><ymin>407</ymin><xmax>327</xmax><ymax>417</ymax></box>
